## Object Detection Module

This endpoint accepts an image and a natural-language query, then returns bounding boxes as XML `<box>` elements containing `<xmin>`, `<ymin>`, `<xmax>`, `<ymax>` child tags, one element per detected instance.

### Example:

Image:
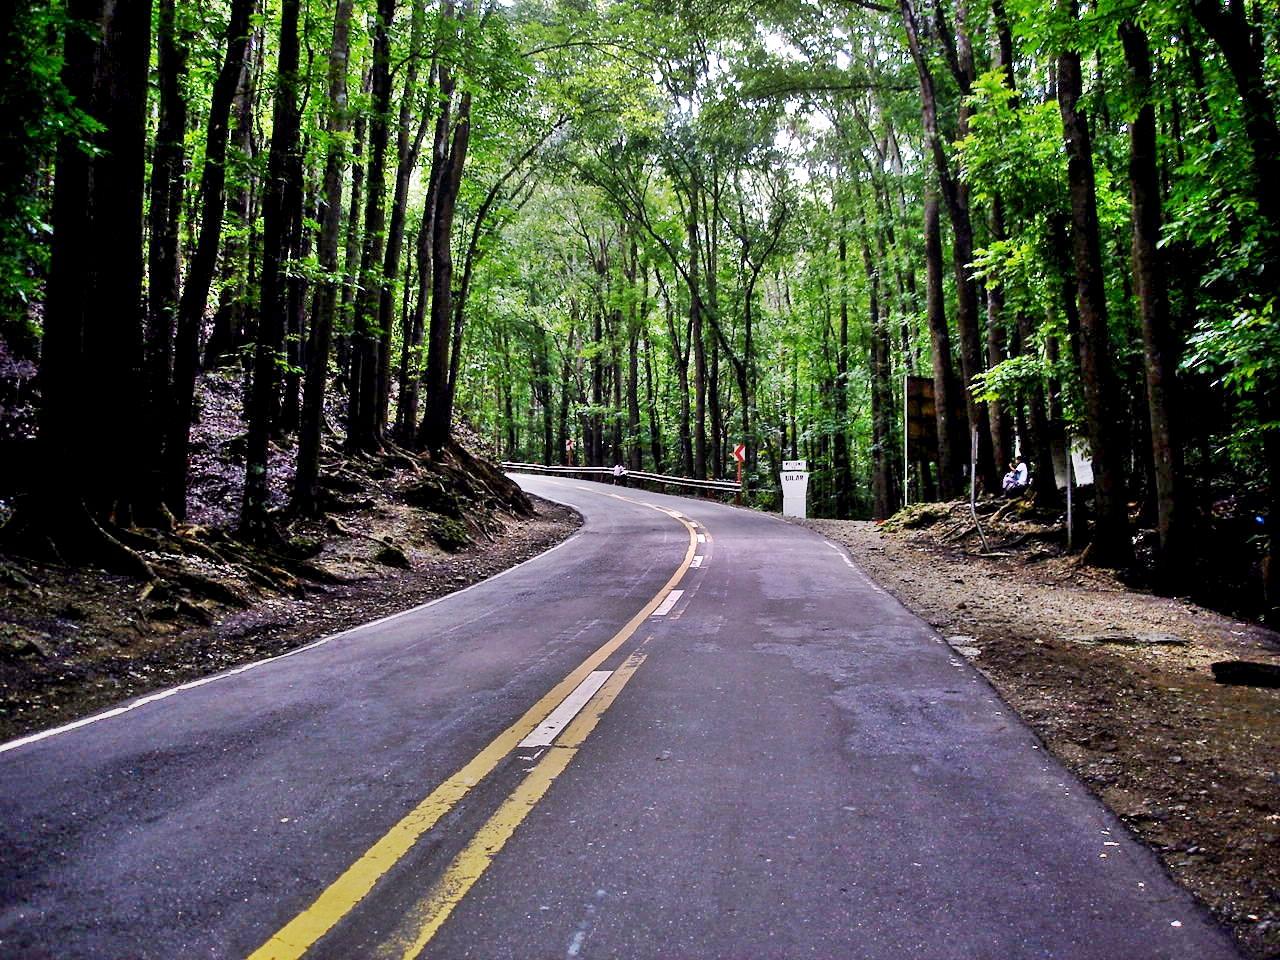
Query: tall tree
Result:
<box><xmin>169</xmin><ymin>0</ymin><xmax>255</xmax><ymax>519</ymax></box>
<box><xmin>1056</xmin><ymin>0</ymin><xmax>1132</xmax><ymax>566</ymax></box>
<box><xmin>242</xmin><ymin>0</ymin><xmax>303</xmax><ymax>540</ymax></box>
<box><xmin>348</xmin><ymin>0</ymin><xmax>396</xmax><ymax>452</ymax></box>
<box><xmin>295</xmin><ymin>0</ymin><xmax>357</xmax><ymax>514</ymax></box>
<box><xmin>1120</xmin><ymin>18</ymin><xmax>1186</xmax><ymax>584</ymax></box>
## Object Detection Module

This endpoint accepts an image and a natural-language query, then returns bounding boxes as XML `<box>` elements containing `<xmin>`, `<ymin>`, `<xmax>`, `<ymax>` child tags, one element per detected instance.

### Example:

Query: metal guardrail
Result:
<box><xmin>502</xmin><ymin>462</ymin><xmax>741</xmax><ymax>495</ymax></box>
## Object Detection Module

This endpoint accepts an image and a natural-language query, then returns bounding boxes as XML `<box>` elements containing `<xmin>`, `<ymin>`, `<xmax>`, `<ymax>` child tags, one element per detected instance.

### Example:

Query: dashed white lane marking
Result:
<box><xmin>518</xmin><ymin>671</ymin><xmax>612</xmax><ymax>748</ymax></box>
<box><xmin>690</xmin><ymin>556</ymin><xmax>704</xmax><ymax>568</ymax></box>
<box><xmin>652</xmin><ymin>590</ymin><xmax>684</xmax><ymax>617</ymax></box>
<box><xmin>0</xmin><ymin>528</ymin><xmax>589</xmax><ymax>756</ymax></box>
<box><xmin>697</xmin><ymin>534</ymin><xmax>706</xmax><ymax>543</ymax></box>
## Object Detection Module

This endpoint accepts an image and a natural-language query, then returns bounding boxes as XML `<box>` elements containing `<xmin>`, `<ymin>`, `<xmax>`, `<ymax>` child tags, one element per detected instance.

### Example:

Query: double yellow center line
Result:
<box><xmin>249</xmin><ymin>497</ymin><xmax>698</xmax><ymax>960</ymax></box>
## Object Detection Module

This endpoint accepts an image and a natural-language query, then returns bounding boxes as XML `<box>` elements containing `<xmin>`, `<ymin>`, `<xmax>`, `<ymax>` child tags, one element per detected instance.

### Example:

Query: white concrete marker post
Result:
<box><xmin>781</xmin><ymin>459</ymin><xmax>809</xmax><ymax>519</ymax></box>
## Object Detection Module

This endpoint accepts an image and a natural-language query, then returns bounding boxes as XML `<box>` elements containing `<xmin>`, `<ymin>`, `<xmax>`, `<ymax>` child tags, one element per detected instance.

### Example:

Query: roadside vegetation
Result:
<box><xmin>2</xmin><ymin>0</ymin><xmax>1278</xmax><ymax>622</ymax></box>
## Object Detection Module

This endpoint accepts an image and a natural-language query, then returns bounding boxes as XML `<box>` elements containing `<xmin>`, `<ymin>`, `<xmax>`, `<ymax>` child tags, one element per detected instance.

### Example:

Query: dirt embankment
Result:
<box><xmin>0</xmin><ymin>373</ymin><xmax>581</xmax><ymax>744</ymax></box>
<box><xmin>0</xmin><ymin>495</ymin><xmax>578</xmax><ymax>744</ymax></box>
<box><xmin>804</xmin><ymin>503</ymin><xmax>1280</xmax><ymax>960</ymax></box>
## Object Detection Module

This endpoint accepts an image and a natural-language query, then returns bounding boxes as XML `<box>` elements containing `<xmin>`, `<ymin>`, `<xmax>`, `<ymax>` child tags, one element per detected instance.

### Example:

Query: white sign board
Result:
<box><xmin>782</xmin><ymin>459</ymin><xmax>807</xmax><ymax>472</ymax></box>
<box><xmin>1053</xmin><ymin>440</ymin><xmax>1095</xmax><ymax>489</ymax></box>
<box><xmin>781</xmin><ymin>469</ymin><xmax>809</xmax><ymax>518</ymax></box>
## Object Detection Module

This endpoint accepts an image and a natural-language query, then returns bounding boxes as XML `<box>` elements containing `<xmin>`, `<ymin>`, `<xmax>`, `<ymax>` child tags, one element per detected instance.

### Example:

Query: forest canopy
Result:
<box><xmin>0</xmin><ymin>0</ymin><xmax>1277</xmax><ymax>618</ymax></box>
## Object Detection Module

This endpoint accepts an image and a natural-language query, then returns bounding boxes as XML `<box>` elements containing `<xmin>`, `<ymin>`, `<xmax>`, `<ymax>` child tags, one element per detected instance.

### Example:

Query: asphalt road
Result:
<box><xmin>0</xmin><ymin>476</ymin><xmax>1241</xmax><ymax>959</ymax></box>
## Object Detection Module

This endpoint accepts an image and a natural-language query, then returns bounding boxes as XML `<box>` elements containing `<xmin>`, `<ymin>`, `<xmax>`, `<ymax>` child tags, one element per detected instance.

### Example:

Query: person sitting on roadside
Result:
<box><xmin>1002</xmin><ymin>460</ymin><xmax>1028</xmax><ymax>495</ymax></box>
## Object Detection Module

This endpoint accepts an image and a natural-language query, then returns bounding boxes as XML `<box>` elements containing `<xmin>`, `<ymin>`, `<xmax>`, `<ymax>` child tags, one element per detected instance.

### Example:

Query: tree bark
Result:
<box><xmin>377</xmin><ymin>5</ymin><xmax>428</xmax><ymax>434</ymax></box>
<box><xmin>82</xmin><ymin>0</ymin><xmax>152</xmax><ymax>524</ymax></box>
<box><xmin>898</xmin><ymin>0</ymin><xmax>997</xmax><ymax>492</ymax></box>
<box><xmin>294</xmin><ymin>0</ymin><xmax>355</xmax><ymax>514</ymax></box>
<box><xmin>1058</xmin><ymin>1</ymin><xmax>1132</xmax><ymax>566</ymax></box>
<box><xmin>169</xmin><ymin>0</ymin><xmax>254</xmax><ymax>519</ymax></box>
<box><xmin>418</xmin><ymin>88</ymin><xmax>472</xmax><ymax>451</ymax></box>
<box><xmin>924</xmin><ymin>184</ymin><xmax>962</xmax><ymax>497</ymax></box>
<box><xmin>643</xmin><ymin>317</ymin><xmax>663</xmax><ymax>472</ymax></box>
<box><xmin>144</xmin><ymin>0</ymin><xmax>187</xmax><ymax>518</ymax></box>
<box><xmin>864</xmin><ymin>224</ymin><xmax>895</xmax><ymax>521</ymax></box>
<box><xmin>833</xmin><ymin>231</ymin><xmax>854</xmax><ymax>517</ymax></box>
<box><xmin>985</xmin><ymin>197</ymin><xmax>1013</xmax><ymax>473</ymax></box>
<box><xmin>242</xmin><ymin>0</ymin><xmax>301</xmax><ymax>541</ymax></box>
<box><xmin>690</xmin><ymin>214</ymin><xmax>707</xmax><ymax>479</ymax></box>
<box><xmin>348</xmin><ymin>0</ymin><xmax>396</xmax><ymax>453</ymax></box>
<box><xmin>1121</xmin><ymin>19</ymin><xmax>1188</xmax><ymax>585</ymax></box>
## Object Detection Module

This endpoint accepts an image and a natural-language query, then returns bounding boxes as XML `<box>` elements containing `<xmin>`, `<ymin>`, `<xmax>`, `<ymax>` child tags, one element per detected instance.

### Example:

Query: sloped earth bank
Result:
<box><xmin>0</xmin><ymin>370</ymin><xmax>581</xmax><ymax>742</ymax></box>
<box><xmin>803</xmin><ymin>509</ymin><xmax>1280</xmax><ymax>960</ymax></box>
<box><xmin>0</xmin><ymin>495</ymin><xmax>578</xmax><ymax>744</ymax></box>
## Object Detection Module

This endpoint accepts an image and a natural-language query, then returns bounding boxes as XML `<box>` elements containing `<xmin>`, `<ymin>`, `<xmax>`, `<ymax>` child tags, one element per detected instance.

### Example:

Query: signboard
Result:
<box><xmin>904</xmin><ymin>375</ymin><xmax>938</xmax><ymax>464</ymax></box>
<box><xmin>781</xmin><ymin>464</ymin><xmax>809</xmax><ymax>518</ymax></box>
<box><xmin>732</xmin><ymin>443</ymin><xmax>746</xmax><ymax>464</ymax></box>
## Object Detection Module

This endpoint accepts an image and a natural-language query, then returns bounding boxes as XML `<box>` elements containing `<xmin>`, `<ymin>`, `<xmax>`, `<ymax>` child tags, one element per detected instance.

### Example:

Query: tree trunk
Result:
<box><xmin>348</xmin><ymin>0</ymin><xmax>395</xmax><ymax>453</ymax></box>
<box><xmin>201</xmin><ymin>27</ymin><xmax>257</xmax><ymax>370</ymax></box>
<box><xmin>1058</xmin><ymin>2</ymin><xmax>1132</xmax><ymax>566</ymax></box>
<box><xmin>294</xmin><ymin>0</ymin><xmax>355</xmax><ymax>515</ymax></box>
<box><xmin>898</xmin><ymin>0</ymin><xmax>996</xmax><ymax>493</ymax></box>
<box><xmin>1121</xmin><ymin>19</ymin><xmax>1187</xmax><ymax>585</ymax></box>
<box><xmin>242</xmin><ymin>0</ymin><xmax>301</xmax><ymax>541</ymax></box>
<box><xmin>81</xmin><ymin>0</ymin><xmax>152</xmax><ymax>524</ymax></box>
<box><xmin>418</xmin><ymin>36</ymin><xmax>472</xmax><ymax>453</ymax></box>
<box><xmin>863</xmin><ymin>226</ymin><xmax>895</xmax><ymax>520</ymax></box>
<box><xmin>985</xmin><ymin>197</ymin><xmax>1013</xmax><ymax>472</ymax></box>
<box><xmin>169</xmin><ymin>0</ymin><xmax>254</xmax><ymax>521</ymax></box>
<box><xmin>337</xmin><ymin>91</ymin><xmax>368</xmax><ymax>394</ymax></box>
<box><xmin>144</xmin><ymin>0</ymin><xmax>186</xmax><ymax>518</ymax></box>
<box><xmin>643</xmin><ymin>321</ymin><xmax>663</xmax><ymax>472</ymax></box>
<box><xmin>832</xmin><ymin>232</ymin><xmax>854</xmax><ymax>517</ymax></box>
<box><xmin>690</xmin><ymin>216</ymin><xmax>707</xmax><ymax>479</ymax></box>
<box><xmin>11</xmin><ymin>0</ymin><xmax>152</xmax><ymax>574</ymax></box>
<box><xmin>924</xmin><ymin>184</ymin><xmax>962</xmax><ymax>497</ymax></box>
<box><xmin>396</xmin><ymin>159</ymin><xmax>438</xmax><ymax>442</ymax></box>
<box><xmin>378</xmin><ymin>5</ymin><xmax>427</xmax><ymax>434</ymax></box>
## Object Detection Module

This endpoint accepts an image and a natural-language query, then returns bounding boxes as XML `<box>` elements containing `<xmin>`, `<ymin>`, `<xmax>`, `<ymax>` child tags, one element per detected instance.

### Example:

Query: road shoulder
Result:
<box><xmin>806</xmin><ymin>516</ymin><xmax>1280</xmax><ymax>960</ymax></box>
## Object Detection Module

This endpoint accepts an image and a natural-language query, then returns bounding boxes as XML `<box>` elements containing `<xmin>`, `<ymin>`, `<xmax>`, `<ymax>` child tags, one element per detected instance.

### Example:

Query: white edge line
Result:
<box><xmin>825</xmin><ymin>540</ymin><xmax>887</xmax><ymax>594</ymax></box>
<box><xmin>517</xmin><ymin>670</ymin><xmax>612</xmax><ymax>748</ymax></box>
<box><xmin>697</xmin><ymin>533</ymin><xmax>706</xmax><ymax>543</ymax></box>
<box><xmin>0</xmin><ymin>525</ymin><xmax>585</xmax><ymax>756</ymax></box>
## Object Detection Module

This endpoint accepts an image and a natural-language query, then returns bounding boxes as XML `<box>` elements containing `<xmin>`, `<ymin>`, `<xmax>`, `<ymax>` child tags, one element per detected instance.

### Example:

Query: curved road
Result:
<box><xmin>0</xmin><ymin>476</ymin><xmax>1240</xmax><ymax>959</ymax></box>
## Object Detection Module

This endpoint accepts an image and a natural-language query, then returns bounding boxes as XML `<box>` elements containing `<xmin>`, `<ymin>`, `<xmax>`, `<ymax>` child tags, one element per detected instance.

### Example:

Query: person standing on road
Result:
<box><xmin>612</xmin><ymin>463</ymin><xmax>627</xmax><ymax>486</ymax></box>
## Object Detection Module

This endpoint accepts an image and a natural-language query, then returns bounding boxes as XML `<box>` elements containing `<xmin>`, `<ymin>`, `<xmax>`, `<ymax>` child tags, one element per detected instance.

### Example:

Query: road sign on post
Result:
<box><xmin>733</xmin><ymin>443</ymin><xmax>746</xmax><ymax>504</ymax></box>
<box><xmin>781</xmin><ymin>459</ymin><xmax>809</xmax><ymax>518</ymax></box>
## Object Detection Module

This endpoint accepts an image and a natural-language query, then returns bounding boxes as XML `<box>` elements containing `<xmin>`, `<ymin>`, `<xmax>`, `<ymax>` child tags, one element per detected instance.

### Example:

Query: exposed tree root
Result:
<box><xmin>0</xmin><ymin>497</ymin><xmax>155</xmax><ymax>581</ymax></box>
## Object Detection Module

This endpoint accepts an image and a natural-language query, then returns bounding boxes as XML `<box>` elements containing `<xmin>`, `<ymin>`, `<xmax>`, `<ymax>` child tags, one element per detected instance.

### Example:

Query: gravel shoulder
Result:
<box><xmin>804</xmin><ymin>514</ymin><xmax>1280</xmax><ymax>960</ymax></box>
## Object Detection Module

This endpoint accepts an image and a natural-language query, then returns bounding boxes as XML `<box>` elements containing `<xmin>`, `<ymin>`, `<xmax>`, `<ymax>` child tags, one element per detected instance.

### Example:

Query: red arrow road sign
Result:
<box><xmin>733</xmin><ymin>443</ymin><xmax>746</xmax><ymax>463</ymax></box>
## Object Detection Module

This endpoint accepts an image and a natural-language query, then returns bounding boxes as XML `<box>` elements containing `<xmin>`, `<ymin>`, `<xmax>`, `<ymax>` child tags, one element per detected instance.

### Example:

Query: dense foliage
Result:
<box><xmin>0</xmin><ymin>0</ymin><xmax>1276</xmax><ymax>616</ymax></box>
